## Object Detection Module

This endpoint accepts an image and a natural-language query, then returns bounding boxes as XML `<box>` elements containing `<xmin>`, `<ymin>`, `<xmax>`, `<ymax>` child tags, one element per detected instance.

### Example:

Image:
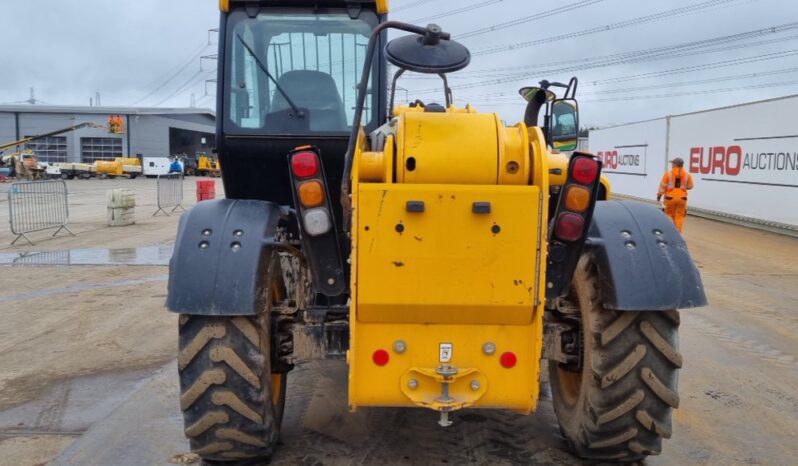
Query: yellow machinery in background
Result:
<box><xmin>196</xmin><ymin>154</ymin><xmax>220</xmax><ymax>177</ymax></box>
<box><xmin>94</xmin><ymin>157</ymin><xmax>141</xmax><ymax>179</ymax></box>
<box><xmin>0</xmin><ymin>121</ymin><xmax>129</xmax><ymax>180</ymax></box>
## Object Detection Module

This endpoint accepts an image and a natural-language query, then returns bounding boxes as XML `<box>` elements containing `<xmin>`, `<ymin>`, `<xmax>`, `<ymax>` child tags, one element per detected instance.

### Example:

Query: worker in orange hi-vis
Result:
<box><xmin>657</xmin><ymin>157</ymin><xmax>694</xmax><ymax>233</ymax></box>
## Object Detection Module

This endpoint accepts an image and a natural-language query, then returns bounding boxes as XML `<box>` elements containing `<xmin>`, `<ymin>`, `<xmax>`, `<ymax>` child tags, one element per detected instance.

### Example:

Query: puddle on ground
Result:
<box><xmin>0</xmin><ymin>245</ymin><xmax>173</xmax><ymax>267</ymax></box>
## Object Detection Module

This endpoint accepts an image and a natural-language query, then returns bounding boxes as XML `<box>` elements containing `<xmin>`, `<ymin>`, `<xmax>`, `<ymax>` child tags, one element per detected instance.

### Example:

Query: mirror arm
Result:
<box><xmin>438</xmin><ymin>73</ymin><xmax>453</xmax><ymax>107</ymax></box>
<box><xmin>388</xmin><ymin>68</ymin><xmax>406</xmax><ymax>121</ymax></box>
<box><xmin>565</xmin><ymin>77</ymin><xmax>579</xmax><ymax>100</ymax></box>
<box><xmin>341</xmin><ymin>21</ymin><xmax>451</xmax><ymax>231</ymax></box>
<box><xmin>524</xmin><ymin>89</ymin><xmax>549</xmax><ymax>128</ymax></box>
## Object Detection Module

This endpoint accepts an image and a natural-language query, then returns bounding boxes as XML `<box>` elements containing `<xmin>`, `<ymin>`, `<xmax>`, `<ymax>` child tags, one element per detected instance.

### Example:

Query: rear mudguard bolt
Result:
<box><xmin>393</xmin><ymin>340</ymin><xmax>407</xmax><ymax>353</ymax></box>
<box><xmin>482</xmin><ymin>342</ymin><xmax>496</xmax><ymax>355</ymax></box>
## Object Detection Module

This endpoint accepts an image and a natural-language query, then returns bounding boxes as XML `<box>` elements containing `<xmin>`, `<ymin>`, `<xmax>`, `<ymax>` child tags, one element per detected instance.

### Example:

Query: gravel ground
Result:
<box><xmin>0</xmin><ymin>178</ymin><xmax>796</xmax><ymax>466</ymax></box>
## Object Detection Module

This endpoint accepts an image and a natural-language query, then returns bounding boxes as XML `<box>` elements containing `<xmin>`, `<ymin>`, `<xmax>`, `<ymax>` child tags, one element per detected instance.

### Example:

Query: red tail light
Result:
<box><xmin>372</xmin><ymin>349</ymin><xmax>390</xmax><ymax>366</ymax></box>
<box><xmin>500</xmin><ymin>351</ymin><xmax>517</xmax><ymax>368</ymax></box>
<box><xmin>555</xmin><ymin>212</ymin><xmax>585</xmax><ymax>242</ymax></box>
<box><xmin>291</xmin><ymin>151</ymin><xmax>319</xmax><ymax>178</ymax></box>
<box><xmin>572</xmin><ymin>157</ymin><xmax>599</xmax><ymax>185</ymax></box>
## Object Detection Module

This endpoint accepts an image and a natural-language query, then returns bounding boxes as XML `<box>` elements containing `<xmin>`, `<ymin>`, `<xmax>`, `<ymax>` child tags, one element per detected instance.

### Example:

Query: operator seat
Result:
<box><xmin>270</xmin><ymin>70</ymin><xmax>348</xmax><ymax>132</ymax></box>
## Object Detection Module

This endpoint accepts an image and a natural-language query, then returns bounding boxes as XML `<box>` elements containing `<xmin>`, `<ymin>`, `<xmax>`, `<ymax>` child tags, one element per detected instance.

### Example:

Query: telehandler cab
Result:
<box><xmin>167</xmin><ymin>1</ymin><xmax>706</xmax><ymax>463</ymax></box>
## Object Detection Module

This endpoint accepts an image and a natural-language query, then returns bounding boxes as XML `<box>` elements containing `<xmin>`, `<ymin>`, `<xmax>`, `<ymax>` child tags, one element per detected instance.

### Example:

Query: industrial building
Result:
<box><xmin>0</xmin><ymin>105</ymin><xmax>215</xmax><ymax>163</ymax></box>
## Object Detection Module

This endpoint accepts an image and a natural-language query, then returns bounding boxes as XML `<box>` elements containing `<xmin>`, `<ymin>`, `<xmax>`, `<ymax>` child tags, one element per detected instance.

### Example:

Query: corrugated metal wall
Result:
<box><xmin>0</xmin><ymin>110</ymin><xmax>214</xmax><ymax>162</ymax></box>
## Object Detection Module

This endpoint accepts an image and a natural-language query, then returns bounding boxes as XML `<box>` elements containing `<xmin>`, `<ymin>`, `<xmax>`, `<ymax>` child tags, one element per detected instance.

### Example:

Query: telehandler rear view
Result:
<box><xmin>167</xmin><ymin>1</ymin><xmax>706</xmax><ymax>463</ymax></box>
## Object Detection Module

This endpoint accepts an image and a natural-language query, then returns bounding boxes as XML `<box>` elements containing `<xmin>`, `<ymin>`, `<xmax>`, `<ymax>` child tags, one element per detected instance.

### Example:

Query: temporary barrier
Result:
<box><xmin>7</xmin><ymin>180</ymin><xmax>75</xmax><ymax>245</ymax></box>
<box><xmin>153</xmin><ymin>174</ymin><xmax>185</xmax><ymax>216</ymax></box>
<box><xmin>589</xmin><ymin>94</ymin><xmax>798</xmax><ymax>230</ymax></box>
<box><xmin>196</xmin><ymin>180</ymin><xmax>216</xmax><ymax>202</ymax></box>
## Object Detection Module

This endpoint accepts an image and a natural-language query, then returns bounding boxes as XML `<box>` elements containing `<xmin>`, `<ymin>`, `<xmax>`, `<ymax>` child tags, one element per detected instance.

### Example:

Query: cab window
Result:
<box><xmin>225</xmin><ymin>9</ymin><xmax>378</xmax><ymax>135</ymax></box>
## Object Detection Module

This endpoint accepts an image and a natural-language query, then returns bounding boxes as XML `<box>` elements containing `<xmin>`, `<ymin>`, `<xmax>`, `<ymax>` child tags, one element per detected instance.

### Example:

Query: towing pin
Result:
<box><xmin>438</xmin><ymin>411</ymin><xmax>453</xmax><ymax>428</ymax></box>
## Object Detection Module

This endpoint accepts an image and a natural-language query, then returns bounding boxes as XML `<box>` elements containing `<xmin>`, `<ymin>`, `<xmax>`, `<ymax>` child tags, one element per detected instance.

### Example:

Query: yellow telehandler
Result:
<box><xmin>167</xmin><ymin>1</ymin><xmax>706</xmax><ymax>463</ymax></box>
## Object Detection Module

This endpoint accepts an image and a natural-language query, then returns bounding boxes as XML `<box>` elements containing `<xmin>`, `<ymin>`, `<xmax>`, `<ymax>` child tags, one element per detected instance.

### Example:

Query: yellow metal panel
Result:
<box><xmin>356</xmin><ymin>183</ymin><xmax>542</xmax><ymax>325</ymax></box>
<box><xmin>398</xmin><ymin>112</ymin><xmax>499</xmax><ymax>185</ymax></box>
<box><xmin>497</xmin><ymin>122</ymin><xmax>530</xmax><ymax>185</ymax></box>
<box><xmin>348</xmin><ymin>322</ymin><xmax>541</xmax><ymax>412</ymax></box>
<box><xmin>348</xmin><ymin>111</ymin><xmax>549</xmax><ymax>415</ymax></box>
<box><xmin>219</xmin><ymin>0</ymin><xmax>229</xmax><ymax>12</ymax></box>
<box><xmin>546</xmin><ymin>151</ymin><xmax>568</xmax><ymax>187</ymax></box>
<box><xmin>358</xmin><ymin>151</ymin><xmax>386</xmax><ymax>182</ymax></box>
<box><xmin>376</xmin><ymin>0</ymin><xmax>389</xmax><ymax>14</ymax></box>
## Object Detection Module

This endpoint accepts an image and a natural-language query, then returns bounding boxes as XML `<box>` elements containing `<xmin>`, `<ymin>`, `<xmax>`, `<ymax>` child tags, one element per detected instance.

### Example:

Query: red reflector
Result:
<box><xmin>372</xmin><ymin>349</ymin><xmax>390</xmax><ymax>366</ymax></box>
<box><xmin>500</xmin><ymin>351</ymin><xmax>517</xmax><ymax>368</ymax></box>
<box><xmin>572</xmin><ymin>157</ymin><xmax>599</xmax><ymax>185</ymax></box>
<box><xmin>555</xmin><ymin>212</ymin><xmax>585</xmax><ymax>242</ymax></box>
<box><xmin>291</xmin><ymin>151</ymin><xmax>319</xmax><ymax>178</ymax></box>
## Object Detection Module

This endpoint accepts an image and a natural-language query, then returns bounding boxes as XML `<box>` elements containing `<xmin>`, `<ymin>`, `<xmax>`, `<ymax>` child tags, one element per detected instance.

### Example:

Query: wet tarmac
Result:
<box><xmin>0</xmin><ymin>245</ymin><xmax>173</xmax><ymax>267</ymax></box>
<box><xmin>0</xmin><ymin>368</ymin><xmax>159</xmax><ymax>439</ymax></box>
<box><xmin>0</xmin><ymin>274</ymin><xmax>168</xmax><ymax>304</ymax></box>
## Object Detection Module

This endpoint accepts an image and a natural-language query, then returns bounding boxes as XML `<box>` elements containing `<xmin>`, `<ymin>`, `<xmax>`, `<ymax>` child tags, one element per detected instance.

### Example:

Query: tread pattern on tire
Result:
<box><xmin>550</xmin><ymin>256</ymin><xmax>682</xmax><ymax>462</ymax></box>
<box><xmin>178</xmin><ymin>314</ymin><xmax>281</xmax><ymax>462</ymax></box>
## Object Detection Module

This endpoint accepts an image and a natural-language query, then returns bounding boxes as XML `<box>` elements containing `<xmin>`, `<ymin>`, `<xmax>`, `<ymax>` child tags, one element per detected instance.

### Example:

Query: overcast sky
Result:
<box><xmin>1</xmin><ymin>0</ymin><xmax>796</xmax><ymax>127</ymax></box>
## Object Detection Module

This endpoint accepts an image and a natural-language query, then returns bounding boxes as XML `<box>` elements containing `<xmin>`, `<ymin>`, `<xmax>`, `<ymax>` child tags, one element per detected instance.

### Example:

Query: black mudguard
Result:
<box><xmin>166</xmin><ymin>199</ymin><xmax>282</xmax><ymax>315</ymax></box>
<box><xmin>585</xmin><ymin>201</ymin><xmax>707</xmax><ymax>311</ymax></box>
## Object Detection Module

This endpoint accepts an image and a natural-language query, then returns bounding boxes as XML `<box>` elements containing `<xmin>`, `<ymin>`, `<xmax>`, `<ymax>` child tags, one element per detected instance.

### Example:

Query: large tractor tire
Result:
<box><xmin>549</xmin><ymin>256</ymin><xmax>682</xmax><ymax>463</ymax></box>
<box><xmin>178</xmin><ymin>311</ymin><xmax>286</xmax><ymax>463</ymax></box>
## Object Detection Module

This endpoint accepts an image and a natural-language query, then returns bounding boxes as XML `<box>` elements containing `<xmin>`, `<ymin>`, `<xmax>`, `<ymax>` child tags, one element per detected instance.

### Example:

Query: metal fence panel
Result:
<box><xmin>7</xmin><ymin>180</ymin><xmax>75</xmax><ymax>245</ymax></box>
<box><xmin>153</xmin><ymin>174</ymin><xmax>185</xmax><ymax>216</ymax></box>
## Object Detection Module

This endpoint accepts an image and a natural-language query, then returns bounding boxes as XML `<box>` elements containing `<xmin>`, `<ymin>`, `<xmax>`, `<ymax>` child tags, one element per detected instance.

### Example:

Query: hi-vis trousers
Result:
<box><xmin>664</xmin><ymin>196</ymin><xmax>688</xmax><ymax>233</ymax></box>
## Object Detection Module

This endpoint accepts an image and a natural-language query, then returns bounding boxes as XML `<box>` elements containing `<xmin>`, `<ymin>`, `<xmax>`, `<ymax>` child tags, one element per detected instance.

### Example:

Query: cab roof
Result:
<box><xmin>220</xmin><ymin>0</ymin><xmax>388</xmax><ymax>14</ymax></box>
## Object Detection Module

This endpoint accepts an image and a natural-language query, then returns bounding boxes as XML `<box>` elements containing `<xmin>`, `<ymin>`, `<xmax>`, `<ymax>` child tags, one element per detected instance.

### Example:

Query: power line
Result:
<box><xmin>403</xmin><ymin>29</ymin><xmax>798</xmax><ymax>83</ymax></box>
<box><xmin>455</xmin><ymin>36</ymin><xmax>798</xmax><ymax>101</ymax></box>
<box><xmin>462</xmin><ymin>50</ymin><xmax>798</xmax><ymax>106</ymax></box>
<box><xmin>131</xmin><ymin>43</ymin><xmax>210</xmax><ymax>106</ymax></box>
<box><xmin>457</xmin><ymin>0</ymin><xmax>607</xmax><ymax>40</ymax></box>
<box><xmin>581</xmin><ymin>67</ymin><xmax>798</xmax><ymax>95</ymax></box>
<box><xmin>153</xmin><ymin>70</ymin><xmax>212</xmax><ymax>107</ymax></box>
<box><xmin>470</xmin><ymin>0</ymin><xmax>753</xmax><ymax>55</ymax></box>
<box><xmin>391</xmin><ymin>0</ymin><xmax>427</xmax><ymax>13</ymax></box>
<box><xmin>582</xmin><ymin>79</ymin><xmax>798</xmax><ymax>103</ymax></box>
<box><xmin>466</xmin><ymin>65</ymin><xmax>798</xmax><ymax>103</ymax></box>
<box><xmin>446</xmin><ymin>22</ymin><xmax>798</xmax><ymax>78</ymax></box>
<box><xmin>466</xmin><ymin>78</ymin><xmax>798</xmax><ymax>107</ymax></box>
<box><xmin>404</xmin><ymin>0</ymin><xmax>504</xmax><ymax>25</ymax></box>
<box><xmin>588</xmin><ymin>49</ymin><xmax>798</xmax><ymax>86</ymax></box>
<box><xmin>412</xmin><ymin>23</ymin><xmax>798</xmax><ymax>94</ymax></box>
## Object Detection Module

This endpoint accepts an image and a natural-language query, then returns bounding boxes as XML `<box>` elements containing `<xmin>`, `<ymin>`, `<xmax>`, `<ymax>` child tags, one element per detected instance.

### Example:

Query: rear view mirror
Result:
<box><xmin>385</xmin><ymin>25</ymin><xmax>471</xmax><ymax>74</ymax></box>
<box><xmin>549</xmin><ymin>99</ymin><xmax>579</xmax><ymax>152</ymax></box>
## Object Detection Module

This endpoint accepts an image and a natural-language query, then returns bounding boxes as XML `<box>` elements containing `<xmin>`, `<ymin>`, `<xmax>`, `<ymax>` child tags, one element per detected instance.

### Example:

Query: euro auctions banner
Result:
<box><xmin>589</xmin><ymin>118</ymin><xmax>668</xmax><ymax>200</ymax></box>
<box><xmin>669</xmin><ymin>95</ymin><xmax>798</xmax><ymax>226</ymax></box>
<box><xmin>597</xmin><ymin>146</ymin><xmax>647</xmax><ymax>176</ymax></box>
<box><xmin>687</xmin><ymin>142</ymin><xmax>798</xmax><ymax>187</ymax></box>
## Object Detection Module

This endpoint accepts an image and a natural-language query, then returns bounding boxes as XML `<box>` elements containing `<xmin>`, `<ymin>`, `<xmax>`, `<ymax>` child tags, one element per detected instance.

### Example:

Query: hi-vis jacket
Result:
<box><xmin>658</xmin><ymin>168</ymin><xmax>694</xmax><ymax>198</ymax></box>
